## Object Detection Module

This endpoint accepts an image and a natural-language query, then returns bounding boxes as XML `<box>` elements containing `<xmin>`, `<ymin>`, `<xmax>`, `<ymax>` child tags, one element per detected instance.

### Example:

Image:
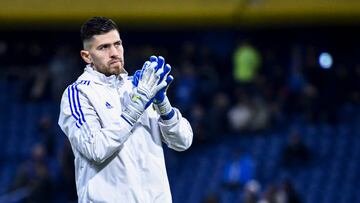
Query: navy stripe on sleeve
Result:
<box><xmin>67</xmin><ymin>80</ymin><xmax>90</xmax><ymax>128</ymax></box>
<box><xmin>67</xmin><ymin>86</ymin><xmax>79</xmax><ymax>121</ymax></box>
<box><xmin>71</xmin><ymin>84</ymin><xmax>82</xmax><ymax>125</ymax></box>
<box><xmin>75</xmin><ymin>84</ymin><xmax>86</xmax><ymax>123</ymax></box>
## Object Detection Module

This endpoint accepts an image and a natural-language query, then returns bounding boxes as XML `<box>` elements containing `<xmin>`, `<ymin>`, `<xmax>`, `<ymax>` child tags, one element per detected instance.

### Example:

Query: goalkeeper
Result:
<box><xmin>58</xmin><ymin>16</ymin><xmax>193</xmax><ymax>203</ymax></box>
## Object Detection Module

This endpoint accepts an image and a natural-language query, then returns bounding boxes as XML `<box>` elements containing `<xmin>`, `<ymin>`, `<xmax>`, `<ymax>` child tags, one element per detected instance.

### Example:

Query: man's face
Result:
<box><xmin>81</xmin><ymin>29</ymin><xmax>125</xmax><ymax>76</ymax></box>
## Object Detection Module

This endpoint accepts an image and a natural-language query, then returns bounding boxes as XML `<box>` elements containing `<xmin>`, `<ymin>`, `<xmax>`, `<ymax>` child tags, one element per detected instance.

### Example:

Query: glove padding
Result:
<box><xmin>150</xmin><ymin>56</ymin><xmax>174</xmax><ymax>104</ymax></box>
<box><xmin>121</xmin><ymin>60</ymin><xmax>169</xmax><ymax>126</ymax></box>
<box><xmin>132</xmin><ymin>55</ymin><xmax>175</xmax><ymax>120</ymax></box>
<box><xmin>132</xmin><ymin>56</ymin><xmax>173</xmax><ymax>104</ymax></box>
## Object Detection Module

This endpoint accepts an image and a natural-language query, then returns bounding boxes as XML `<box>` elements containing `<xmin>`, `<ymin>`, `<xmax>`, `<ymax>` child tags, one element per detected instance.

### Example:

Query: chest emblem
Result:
<box><xmin>105</xmin><ymin>102</ymin><xmax>113</xmax><ymax>109</ymax></box>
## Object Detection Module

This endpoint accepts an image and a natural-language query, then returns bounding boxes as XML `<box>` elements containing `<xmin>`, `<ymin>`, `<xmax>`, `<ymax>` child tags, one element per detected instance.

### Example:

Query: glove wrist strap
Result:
<box><xmin>154</xmin><ymin>96</ymin><xmax>174</xmax><ymax>119</ymax></box>
<box><xmin>121</xmin><ymin>91</ymin><xmax>147</xmax><ymax>126</ymax></box>
<box><xmin>121</xmin><ymin>103</ymin><xmax>143</xmax><ymax>126</ymax></box>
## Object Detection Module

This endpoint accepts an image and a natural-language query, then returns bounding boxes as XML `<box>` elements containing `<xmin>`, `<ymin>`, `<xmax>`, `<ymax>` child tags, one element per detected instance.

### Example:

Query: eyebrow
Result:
<box><xmin>96</xmin><ymin>43</ymin><xmax>110</xmax><ymax>49</ymax></box>
<box><xmin>96</xmin><ymin>40</ymin><xmax>122</xmax><ymax>49</ymax></box>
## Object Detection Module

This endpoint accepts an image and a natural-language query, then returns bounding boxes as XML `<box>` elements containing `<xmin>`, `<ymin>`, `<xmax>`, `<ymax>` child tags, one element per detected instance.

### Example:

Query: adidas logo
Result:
<box><xmin>105</xmin><ymin>102</ymin><xmax>113</xmax><ymax>109</ymax></box>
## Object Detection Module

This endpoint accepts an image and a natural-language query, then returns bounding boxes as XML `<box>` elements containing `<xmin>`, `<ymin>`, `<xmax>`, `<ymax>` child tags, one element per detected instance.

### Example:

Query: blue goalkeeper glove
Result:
<box><xmin>132</xmin><ymin>55</ymin><xmax>175</xmax><ymax>120</ymax></box>
<box><xmin>131</xmin><ymin>55</ymin><xmax>172</xmax><ymax>108</ymax></box>
<box><xmin>121</xmin><ymin>59</ymin><xmax>169</xmax><ymax>126</ymax></box>
<box><xmin>149</xmin><ymin>56</ymin><xmax>173</xmax><ymax>104</ymax></box>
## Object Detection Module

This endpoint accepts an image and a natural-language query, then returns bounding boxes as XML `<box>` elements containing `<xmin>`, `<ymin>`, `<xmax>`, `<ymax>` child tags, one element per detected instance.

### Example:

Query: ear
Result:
<box><xmin>80</xmin><ymin>50</ymin><xmax>92</xmax><ymax>64</ymax></box>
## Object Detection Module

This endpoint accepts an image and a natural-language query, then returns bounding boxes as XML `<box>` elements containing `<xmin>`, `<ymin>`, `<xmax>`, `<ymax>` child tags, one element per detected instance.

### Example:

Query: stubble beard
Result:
<box><xmin>109</xmin><ymin>61</ymin><xmax>125</xmax><ymax>75</ymax></box>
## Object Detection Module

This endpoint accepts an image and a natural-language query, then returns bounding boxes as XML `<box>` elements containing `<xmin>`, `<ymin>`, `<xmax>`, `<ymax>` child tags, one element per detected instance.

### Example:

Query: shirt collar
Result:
<box><xmin>85</xmin><ymin>64</ymin><xmax>128</xmax><ymax>87</ymax></box>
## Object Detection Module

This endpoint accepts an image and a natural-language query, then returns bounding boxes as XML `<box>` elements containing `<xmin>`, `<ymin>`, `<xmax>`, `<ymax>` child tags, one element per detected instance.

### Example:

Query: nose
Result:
<box><xmin>109</xmin><ymin>45</ymin><xmax>119</xmax><ymax>58</ymax></box>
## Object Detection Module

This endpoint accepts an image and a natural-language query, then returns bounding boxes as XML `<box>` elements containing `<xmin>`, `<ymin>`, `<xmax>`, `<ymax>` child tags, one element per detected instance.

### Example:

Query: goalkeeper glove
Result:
<box><xmin>121</xmin><ymin>59</ymin><xmax>169</xmax><ymax>126</ymax></box>
<box><xmin>132</xmin><ymin>56</ymin><xmax>175</xmax><ymax>120</ymax></box>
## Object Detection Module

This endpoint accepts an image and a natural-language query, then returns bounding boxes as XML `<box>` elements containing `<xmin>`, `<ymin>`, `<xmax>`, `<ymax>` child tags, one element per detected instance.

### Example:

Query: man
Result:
<box><xmin>58</xmin><ymin>16</ymin><xmax>193</xmax><ymax>203</ymax></box>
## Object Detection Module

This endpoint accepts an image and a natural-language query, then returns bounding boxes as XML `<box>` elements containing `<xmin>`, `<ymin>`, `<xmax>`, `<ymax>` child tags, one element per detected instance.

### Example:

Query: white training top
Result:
<box><xmin>58</xmin><ymin>65</ymin><xmax>193</xmax><ymax>203</ymax></box>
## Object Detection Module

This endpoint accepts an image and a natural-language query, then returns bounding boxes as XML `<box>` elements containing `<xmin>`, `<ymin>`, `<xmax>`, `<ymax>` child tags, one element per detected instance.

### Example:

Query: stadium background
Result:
<box><xmin>0</xmin><ymin>0</ymin><xmax>359</xmax><ymax>202</ymax></box>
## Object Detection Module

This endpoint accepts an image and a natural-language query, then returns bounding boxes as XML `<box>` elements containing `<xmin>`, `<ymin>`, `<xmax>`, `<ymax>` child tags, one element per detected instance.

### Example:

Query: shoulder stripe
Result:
<box><xmin>67</xmin><ymin>81</ymin><xmax>89</xmax><ymax>127</ymax></box>
<box><xmin>75</xmin><ymin>84</ymin><xmax>86</xmax><ymax>123</ymax></box>
<box><xmin>78</xmin><ymin>80</ymin><xmax>90</xmax><ymax>86</ymax></box>
<box><xmin>67</xmin><ymin>86</ymin><xmax>79</xmax><ymax>121</ymax></box>
<box><xmin>71</xmin><ymin>84</ymin><xmax>82</xmax><ymax>125</ymax></box>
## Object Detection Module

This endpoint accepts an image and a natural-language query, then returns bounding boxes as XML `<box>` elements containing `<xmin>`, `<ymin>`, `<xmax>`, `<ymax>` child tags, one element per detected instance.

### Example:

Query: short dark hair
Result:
<box><xmin>80</xmin><ymin>16</ymin><xmax>119</xmax><ymax>43</ymax></box>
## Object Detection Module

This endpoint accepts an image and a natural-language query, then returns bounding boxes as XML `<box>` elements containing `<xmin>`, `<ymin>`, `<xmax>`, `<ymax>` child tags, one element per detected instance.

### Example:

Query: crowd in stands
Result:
<box><xmin>0</xmin><ymin>27</ymin><xmax>359</xmax><ymax>202</ymax></box>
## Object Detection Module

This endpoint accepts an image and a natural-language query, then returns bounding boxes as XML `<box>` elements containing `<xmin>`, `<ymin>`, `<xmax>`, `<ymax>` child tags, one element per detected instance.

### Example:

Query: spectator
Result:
<box><xmin>281</xmin><ymin>132</ymin><xmax>311</xmax><ymax>168</ymax></box>
<box><xmin>10</xmin><ymin>143</ymin><xmax>54</xmax><ymax>203</ymax></box>
<box><xmin>276</xmin><ymin>179</ymin><xmax>302</xmax><ymax>203</ymax></box>
<box><xmin>233</xmin><ymin>40</ymin><xmax>261</xmax><ymax>85</ymax></box>
<box><xmin>243</xmin><ymin>180</ymin><xmax>261</xmax><ymax>203</ymax></box>
<box><xmin>37</xmin><ymin>115</ymin><xmax>56</xmax><ymax>157</ymax></box>
<box><xmin>228</xmin><ymin>89</ymin><xmax>253</xmax><ymax>133</ymax></box>
<box><xmin>29</xmin><ymin>65</ymin><xmax>51</xmax><ymax>101</ymax></box>
<box><xmin>189</xmin><ymin>103</ymin><xmax>207</xmax><ymax>145</ymax></box>
<box><xmin>223</xmin><ymin>150</ymin><xmax>255</xmax><ymax>190</ymax></box>
<box><xmin>251</xmin><ymin>95</ymin><xmax>270</xmax><ymax>131</ymax></box>
<box><xmin>259</xmin><ymin>184</ymin><xmax>278</xmax><ymax>203</ymax></box>
<box><xmin>59</xmin><ymin>140</ymin><xmax>77</xmax><ymax>202</ymax></box>
<box><xmin>286</xmin><ymin>66</ymin><xmax>306</xmax><ymax>115</ymax></box>
<box><xmin>48</xmin><ymin>45</ymin><xmax>79</xmax><ymax>101</ymax></box>
<box><xmin>173</xmin><ymin>61</ymin><xmax>198</xmax><ymax>114</ymax></box>
<box><xmin>202</xmin><ymin>193</ymin><xmax>220</xmax><ymax>203</ymax></box>
<box><xmin>206</xmin><ymin>92</ymin><xmax>230</xmax><ymax>139</ymax></box>
<box><xmin>350</xmin><ymin>64</ymin><xmax>360</xmax><ymax>103</ymax></box>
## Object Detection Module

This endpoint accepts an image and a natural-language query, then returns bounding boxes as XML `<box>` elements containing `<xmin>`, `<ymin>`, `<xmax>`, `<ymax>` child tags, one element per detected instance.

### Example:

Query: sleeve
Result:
<box><xmin>58</xmin><ymin>84</ymin><xmax>133</xmax><ymax>164</ymax></box>
<box><xmin>158</xmin><ymin>108</ymin><xmax>193</xmax><ymax>151</ymax></box>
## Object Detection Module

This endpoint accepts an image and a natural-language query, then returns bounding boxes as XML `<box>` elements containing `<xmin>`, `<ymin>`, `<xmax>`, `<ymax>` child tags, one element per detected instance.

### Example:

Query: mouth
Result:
<box><xmin>109</xmin><ymin>60</ymin><xmax>121</xmax><ymax>65</ymax></box>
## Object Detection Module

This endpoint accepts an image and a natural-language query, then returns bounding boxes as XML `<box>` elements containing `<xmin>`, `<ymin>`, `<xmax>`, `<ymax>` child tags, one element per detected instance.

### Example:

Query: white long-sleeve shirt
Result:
<box><xmin>58</xmin><ymin>65</ymin><xmax>193</xmax><ymax>203</ymax></box>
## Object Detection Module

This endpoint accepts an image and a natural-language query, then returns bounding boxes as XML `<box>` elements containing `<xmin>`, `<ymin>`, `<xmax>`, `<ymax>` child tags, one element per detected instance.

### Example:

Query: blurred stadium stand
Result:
<box><xmin>0</xmin><ymin>0</ymin><xmax>360</xmax><ymax>203</ymax></box>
